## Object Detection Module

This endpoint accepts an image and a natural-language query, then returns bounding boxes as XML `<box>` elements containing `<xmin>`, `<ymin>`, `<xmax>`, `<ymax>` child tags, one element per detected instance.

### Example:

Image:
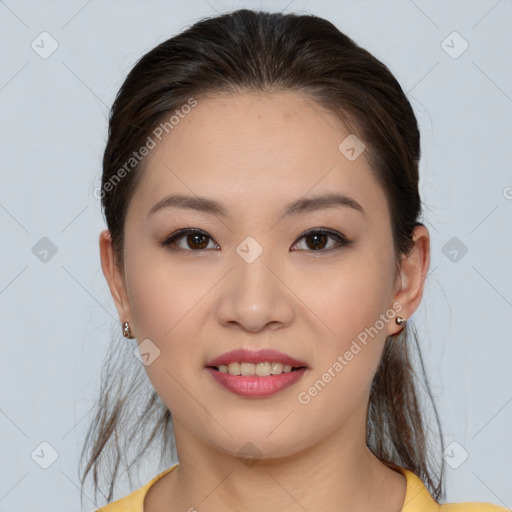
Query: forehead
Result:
<box><xmin>128</xmin><ymin>91</ymin><xmax>388</xmax><ymax>222</ymax></box>
<box><xmin>150</xmin><ymin>91</ymin><xmax>349</xmax><ymax>171</ymax></box>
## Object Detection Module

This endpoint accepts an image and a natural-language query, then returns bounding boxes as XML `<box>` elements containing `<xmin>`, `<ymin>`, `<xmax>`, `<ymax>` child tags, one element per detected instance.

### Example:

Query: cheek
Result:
<box><xmin>294</xmin><ymin>248</ymin><xmax>395</xmax><ymax>405</ymax></box>
<box><xmin>123</xmin><ymin>246</ymin><xmax>217</xmax><ymax>403</ymax></box>
<box><xmin>295</xmin><ymin>248</ymin><xmax>395</xmax><ymax>347</ymax></box>
<box><xmin>124</xmin><ymin>242</ymin><xmax>208</xmax><ymax>340</ymax></box>
<box><xmin>294</xmin><ymin>265</ymin><xmax>393</xmax><ymax>427</ymax></box>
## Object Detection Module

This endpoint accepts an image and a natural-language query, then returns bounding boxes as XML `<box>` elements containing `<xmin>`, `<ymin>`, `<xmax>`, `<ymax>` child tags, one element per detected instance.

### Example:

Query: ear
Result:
<box><xmin>99</xmin><ymin>229</ymin><xmax>133</xmax><ymax>332</ymax></box>
<box><xmin>387</xmin><ymin>224</ymin><xmax>430</xmax><ymax>336</ymax></box>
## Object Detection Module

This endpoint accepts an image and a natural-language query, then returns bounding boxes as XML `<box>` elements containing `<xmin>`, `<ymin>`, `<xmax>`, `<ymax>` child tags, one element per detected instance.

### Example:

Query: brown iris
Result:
<box><xmin>304</xmin><ymin>232</ymin><xmax>328</xmax><ymax>250</ymax></box>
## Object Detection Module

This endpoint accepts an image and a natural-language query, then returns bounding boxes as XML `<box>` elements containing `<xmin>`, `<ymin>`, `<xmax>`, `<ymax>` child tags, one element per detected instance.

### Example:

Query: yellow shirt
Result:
<box><xmin>95</xmin><ymin>464</ymin><xmax>509</xmax><ymax>511</ymax></box>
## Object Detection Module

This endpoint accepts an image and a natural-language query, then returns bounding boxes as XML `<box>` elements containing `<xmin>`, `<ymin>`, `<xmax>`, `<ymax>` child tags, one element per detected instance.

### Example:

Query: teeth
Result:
<box><xmin>270</xmin><ymin>362</ymin><xmax>283</xmax><ymax>374</ymax></box>
<box><xmin>217</xmin><ymin>362</ymin><xmax>298</xmax><ymax>376</ymax></box>
<box><xmin>227</xmin><ymin>362</ymin><xmax>240</xmax><ymax>375</ymax></box>
<box><xmin>256</xmin><ymin>362</ymin><xmax>271</xmax><ymax>376</ymax></box>
<box><xmin>240</xmin><ymin>362</ymin><xmax>255</xmax><ymax>376</ymax></box>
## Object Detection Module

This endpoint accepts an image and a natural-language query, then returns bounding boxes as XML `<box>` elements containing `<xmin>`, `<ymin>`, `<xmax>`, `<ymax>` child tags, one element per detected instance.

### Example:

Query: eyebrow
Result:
<box><xmin>148</xmin><ymin>192</ymin><xmax>365</xmax><ymax>219</ymax></box>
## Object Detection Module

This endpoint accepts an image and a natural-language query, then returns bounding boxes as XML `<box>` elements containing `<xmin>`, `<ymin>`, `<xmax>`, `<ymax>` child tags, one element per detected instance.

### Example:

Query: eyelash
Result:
<box><xmin>161</xmin><ymin>228</ymin><xmax>351</xmax><ymax>253</ymax></box>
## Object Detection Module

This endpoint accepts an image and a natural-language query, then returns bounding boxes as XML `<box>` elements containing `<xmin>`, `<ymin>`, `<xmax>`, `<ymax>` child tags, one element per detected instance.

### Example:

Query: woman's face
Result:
<box><xmin>113</xmin><ymin>91</ymin><xmax>411</xmax><ymax>460</ymax></box>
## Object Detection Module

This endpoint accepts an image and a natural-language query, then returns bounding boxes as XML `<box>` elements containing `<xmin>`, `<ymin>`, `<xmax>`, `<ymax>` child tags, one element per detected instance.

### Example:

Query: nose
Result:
<box><xmin>215</xmin><ymin>247</ymin><xmax>295</xmax><ymax>333</ymax></box>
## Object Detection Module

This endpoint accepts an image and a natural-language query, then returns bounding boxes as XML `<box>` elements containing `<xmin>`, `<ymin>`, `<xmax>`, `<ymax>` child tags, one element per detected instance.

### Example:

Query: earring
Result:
<box><xmin>122</xmin><ymin>321</ymin><xmax>134</xmax><ymax>339</ymax></box>
<box><xmin>395</xmin><ymin>316</ymin><xmax>407</xmax><ymax>326</ymax></box>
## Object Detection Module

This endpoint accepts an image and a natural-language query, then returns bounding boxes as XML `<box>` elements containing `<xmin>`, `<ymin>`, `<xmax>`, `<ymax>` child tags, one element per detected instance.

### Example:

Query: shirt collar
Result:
<box><xmin>398</xmin><ymin>467</ymin><xmax>440</xmax><ymax>511</ymax></box>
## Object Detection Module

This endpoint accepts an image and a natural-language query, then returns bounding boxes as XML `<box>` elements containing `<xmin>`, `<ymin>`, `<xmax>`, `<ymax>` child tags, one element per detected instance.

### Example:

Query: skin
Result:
<box><xmin>99</xmin><ymin>90</ymin><xmax>430</xmax><ymax>512</ymax></box>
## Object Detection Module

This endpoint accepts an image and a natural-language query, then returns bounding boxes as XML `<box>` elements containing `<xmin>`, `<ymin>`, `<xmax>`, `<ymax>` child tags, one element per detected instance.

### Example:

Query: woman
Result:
<box><xmin>80</xmin><ymin>9</ymin><xmax>508</xmax><ymax>511</ymax></box>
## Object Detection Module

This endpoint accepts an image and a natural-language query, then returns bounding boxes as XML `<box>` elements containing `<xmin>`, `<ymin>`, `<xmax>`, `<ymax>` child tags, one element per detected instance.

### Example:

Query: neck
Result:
<box><xmin>156</xmin><ymin>420</ymin><xmax>406</xmax><ymax>512</ymax></box>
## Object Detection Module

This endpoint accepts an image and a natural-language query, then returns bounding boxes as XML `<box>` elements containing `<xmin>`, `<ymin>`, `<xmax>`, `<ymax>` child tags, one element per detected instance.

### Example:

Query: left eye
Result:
<box><xmin>161</xmin><ymin>228</ymin><xmax>350</xmax><ymax>252</ymax></box>
<box><xmin>291</xmin><ymin>229</ymin><xmax>350</xmax><ymax>252</ymax></box>
<box><xmin>162</xmin><ymin>229</ymin><xmax>219</xmax><ymax>251</ymax></box>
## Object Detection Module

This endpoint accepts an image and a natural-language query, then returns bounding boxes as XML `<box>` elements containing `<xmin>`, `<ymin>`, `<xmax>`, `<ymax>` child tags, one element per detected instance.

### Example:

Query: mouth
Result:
<box><xmin>205</xmin><ymin>349</ymin><xmax>308</xmax><ymax>398</ymax></box>
<box><xmin>207</xmin><ymin>362</ymin><xmax>307</xmax><ymax>376</ymax></box>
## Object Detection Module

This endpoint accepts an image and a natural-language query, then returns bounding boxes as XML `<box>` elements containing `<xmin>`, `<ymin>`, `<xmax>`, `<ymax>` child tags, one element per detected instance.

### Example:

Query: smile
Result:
<box><xmin>214</xmin><ymin>361</ymin><xmax>302</xmax><ymax>376</ymax></box>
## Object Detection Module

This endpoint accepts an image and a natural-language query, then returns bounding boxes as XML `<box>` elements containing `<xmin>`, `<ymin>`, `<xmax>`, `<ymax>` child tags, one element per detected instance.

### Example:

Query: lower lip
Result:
<box><xmin>206</xmin><ymin>367</ymin><xmax>307</xmax><ymax>398</ymax></box>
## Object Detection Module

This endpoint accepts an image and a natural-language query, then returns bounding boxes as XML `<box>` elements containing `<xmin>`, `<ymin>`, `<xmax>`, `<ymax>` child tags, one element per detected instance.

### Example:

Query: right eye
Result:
<box><xmin>161</xmin><ymin>228</ymin><xmax>220</xmax><ymax>251</ymax></box>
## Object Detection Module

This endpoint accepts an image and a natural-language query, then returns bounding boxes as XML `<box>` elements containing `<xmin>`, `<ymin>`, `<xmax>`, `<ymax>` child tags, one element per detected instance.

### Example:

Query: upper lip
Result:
<box><xmin>206</xmin><ymin>349</ymin><xmax>308</xmax><ymax>368</ymax></box>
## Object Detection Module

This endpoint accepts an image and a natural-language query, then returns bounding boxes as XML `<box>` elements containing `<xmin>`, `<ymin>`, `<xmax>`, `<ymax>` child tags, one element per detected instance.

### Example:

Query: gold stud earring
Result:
<box><xmin>122</xmin><ymin>321</ymin><xmax>134</xmax><ymax>339</ymax></box>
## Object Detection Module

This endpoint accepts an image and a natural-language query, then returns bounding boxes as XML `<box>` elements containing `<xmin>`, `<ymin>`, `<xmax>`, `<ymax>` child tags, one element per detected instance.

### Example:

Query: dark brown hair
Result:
<box><xmin>80</xmin><ymin>8</ymin><xmax>445</xmax><ymax>505</ymax></box>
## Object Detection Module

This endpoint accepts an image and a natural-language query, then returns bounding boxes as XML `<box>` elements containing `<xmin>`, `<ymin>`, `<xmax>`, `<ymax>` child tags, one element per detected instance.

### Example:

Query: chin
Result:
<box><xmin>200</xmin><ymin>422</ymin><xmax>309</xmax><ymax>463</ymax></box>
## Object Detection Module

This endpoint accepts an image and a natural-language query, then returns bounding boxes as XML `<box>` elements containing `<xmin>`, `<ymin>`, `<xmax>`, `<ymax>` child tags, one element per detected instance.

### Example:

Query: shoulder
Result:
<box><xmin>94</xmin><ymin>464</ymin><xmax>178</xmax><ymax>512</ymax></box>
<box><xmin>399</xmin><ymin>467</ymin><xmax>509</xmax><ymax>512</ymax></box>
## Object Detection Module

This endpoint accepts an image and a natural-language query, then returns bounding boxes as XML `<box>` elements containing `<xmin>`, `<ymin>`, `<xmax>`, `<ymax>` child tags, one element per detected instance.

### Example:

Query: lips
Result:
<box><xmin>205</xmin><ymin>348</ymin><xmax>308</xmax><ymax>398</ymax></box>
<box><xmin>206</xmin><ymin>348</ymin><xmax>308</xmax><ymax>368</ymax></box>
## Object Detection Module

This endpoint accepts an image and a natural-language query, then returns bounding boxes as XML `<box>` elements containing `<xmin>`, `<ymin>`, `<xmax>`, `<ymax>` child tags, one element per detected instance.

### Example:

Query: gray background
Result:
<box><xmin>0</xmin><ymin>0</ymin><xmax>511</xmax><ymax>510</ymax></box>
